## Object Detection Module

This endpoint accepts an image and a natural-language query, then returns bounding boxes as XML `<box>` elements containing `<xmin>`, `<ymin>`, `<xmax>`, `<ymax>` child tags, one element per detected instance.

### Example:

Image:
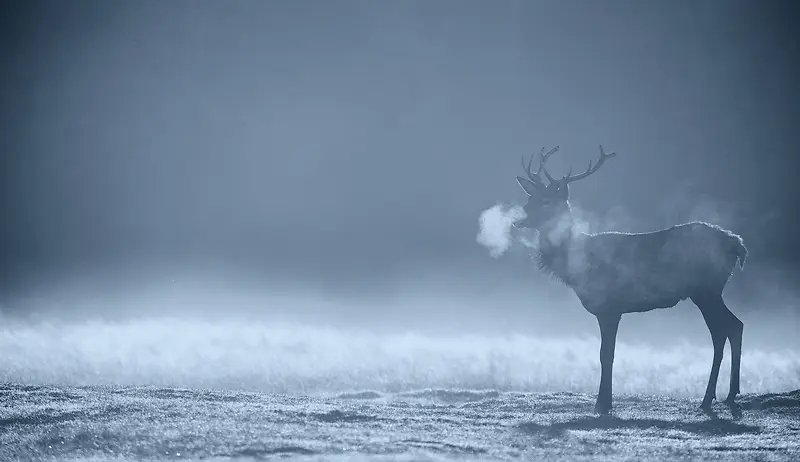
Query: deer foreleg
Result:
<box><xmin>595</xmin><ymin>312</ymin><xmax>621</xmax><ymax>414</ymax></box>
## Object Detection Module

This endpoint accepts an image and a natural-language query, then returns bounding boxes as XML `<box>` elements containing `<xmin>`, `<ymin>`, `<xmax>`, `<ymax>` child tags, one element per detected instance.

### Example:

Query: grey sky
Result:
<box><xmin>1</xmin><ymin>0</ymin><xmax>798</xmax><ymax>297</ymax></box>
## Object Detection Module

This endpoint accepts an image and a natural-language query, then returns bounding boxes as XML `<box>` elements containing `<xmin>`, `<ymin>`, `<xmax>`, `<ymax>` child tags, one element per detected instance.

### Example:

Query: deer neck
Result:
<box><xmin>536</xmin><ymin>210</ymin><xmax>581</xmax><ymax>285</ymax></box>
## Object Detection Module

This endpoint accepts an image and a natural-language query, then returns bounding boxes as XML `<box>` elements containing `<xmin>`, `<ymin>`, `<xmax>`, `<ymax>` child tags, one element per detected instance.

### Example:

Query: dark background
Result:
<box><xmin>1</xmin><ymin>0</ymin><xmax>798</xmax><ymax>323</ymax></box>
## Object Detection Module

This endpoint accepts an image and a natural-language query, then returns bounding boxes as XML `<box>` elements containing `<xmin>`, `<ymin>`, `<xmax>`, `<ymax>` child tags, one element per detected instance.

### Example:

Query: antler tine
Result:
<box><xmin>562</xmin><ymin>144</ymin><xmax>617</xmax><ymax>184</ymax></box>
<box><xmin>539</xmin><ymin>145</ymin><xmax>559</xmax><ymax>184</ymax></box>
<box><xmin>520</xmin><ymin>145</ymin><xmax>562</xmax><ymax>186</ymax></box>
<box><xmin>521</xmin><ymin>152</ymin><xmax>541</xmax><ymax>185</ymax></box>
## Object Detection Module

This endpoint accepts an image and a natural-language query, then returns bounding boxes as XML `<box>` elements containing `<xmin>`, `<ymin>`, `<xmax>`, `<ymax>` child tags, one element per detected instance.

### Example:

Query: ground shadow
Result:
<box><xmin>309</xmin><ymin>409</ymin><xmax>380</xmax><ymax>423</ymax></box>
<box><xmin>229</xmin><ymin>446</ymin><xmax>317</xmax><ymax>458</ymax></box>
<box><xmin>739</xmin><ymin>390</ymin><xmax>800</xmax><ymax>411</ymax></box>
<box><xmin>518</xmin><ymin>414</ymin><xmax>760</xmax><ymax>439</ymax></box>
<box><xmin>517</xmin><ymin>390</ymin><xmax>800</xmax><ymax>439</ymax></box>
<box><xmin>0</xmin><ymin>410</ymin><xmax>88</xmax><ymax>428</ymax></box>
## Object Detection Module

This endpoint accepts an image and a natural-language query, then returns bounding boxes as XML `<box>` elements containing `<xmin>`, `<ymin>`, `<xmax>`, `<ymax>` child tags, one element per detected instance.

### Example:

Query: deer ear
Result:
<box><xmin>516</xmin><ymin>176</ymin><xmax>539</xmax><ymax>196</ymax></box>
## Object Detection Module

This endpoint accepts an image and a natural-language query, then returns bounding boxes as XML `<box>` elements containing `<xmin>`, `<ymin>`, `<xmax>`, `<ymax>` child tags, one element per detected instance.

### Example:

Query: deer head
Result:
<box><xmin>513</xmin><ymin>145</ymin><xmax>616</xmax><ymax>230</ymax></box>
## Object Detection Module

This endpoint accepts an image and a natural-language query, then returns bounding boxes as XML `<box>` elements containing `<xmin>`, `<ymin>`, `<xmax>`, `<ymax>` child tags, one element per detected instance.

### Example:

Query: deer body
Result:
<box><xmin>512</xmin><ymin>145</ymin><xmax>746</xmax><ymax>414</ymax></box>
<box><xmin>538</xmin><ymin>221</ymin><xmax>747</xmax><ymax>316</ymax></box>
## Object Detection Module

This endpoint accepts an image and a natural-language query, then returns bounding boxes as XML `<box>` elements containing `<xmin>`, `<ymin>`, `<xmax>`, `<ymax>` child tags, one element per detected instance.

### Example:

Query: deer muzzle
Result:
<box><xmin>512</xmin><ymin>217</ymin><xmax>532</xmax><ymax>229</ymax></box>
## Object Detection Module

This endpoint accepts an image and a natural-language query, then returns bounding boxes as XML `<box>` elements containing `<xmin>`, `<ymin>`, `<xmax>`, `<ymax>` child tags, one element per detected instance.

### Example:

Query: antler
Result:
<box><xmin>521</xmin><ymin>146</ymin><xmax>560</xmax><ymax>186</ymax></box>
<box><xmin>562</xmin><ymin>145</ymin><xmax>616</xmax><ymax>184</ymax></box>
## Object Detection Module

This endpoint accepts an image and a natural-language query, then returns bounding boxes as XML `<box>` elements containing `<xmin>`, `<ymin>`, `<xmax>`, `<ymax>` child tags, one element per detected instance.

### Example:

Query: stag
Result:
<box><xmin>513</xmin><ymin>145</ymin><xmax>747</xmax><ymax>414</ymax></box>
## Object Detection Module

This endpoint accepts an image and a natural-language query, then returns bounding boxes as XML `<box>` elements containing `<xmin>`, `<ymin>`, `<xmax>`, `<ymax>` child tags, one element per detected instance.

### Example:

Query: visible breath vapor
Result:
<box><xmin>476</xmin><ymin>204</ymin><xmax>529</xmax><ymax>258</ymax></box>
<box><xmin>476</xmin><ymin>202</ymin><xmax>594</xmax><ymax>258</ymax></box>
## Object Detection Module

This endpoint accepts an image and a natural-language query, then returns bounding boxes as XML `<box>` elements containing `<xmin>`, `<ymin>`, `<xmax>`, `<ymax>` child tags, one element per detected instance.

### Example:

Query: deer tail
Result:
<box><xmin>731</xmin><ymin>234</ymin><xmax>748</xmax><ymax>270</ymax></box>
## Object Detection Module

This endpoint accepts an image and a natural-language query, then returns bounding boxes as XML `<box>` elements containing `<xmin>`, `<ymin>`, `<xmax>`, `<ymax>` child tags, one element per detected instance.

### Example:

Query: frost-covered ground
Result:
<box><xmin>2</xmin><ymin>384</ymin><xmax>799</xmax><ymax>461</ymax></box>
<box><xmin>1</xmin><ymin>319</ymin><xmax>799</xmax><ymax>461</ymax></box>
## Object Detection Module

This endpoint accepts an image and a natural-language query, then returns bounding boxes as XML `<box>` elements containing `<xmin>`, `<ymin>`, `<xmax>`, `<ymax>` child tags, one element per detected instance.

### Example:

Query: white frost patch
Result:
<box><xmin>1</xmin><ymin>318</ymin><xmax>798</xmax><ymax>398</ymax></box>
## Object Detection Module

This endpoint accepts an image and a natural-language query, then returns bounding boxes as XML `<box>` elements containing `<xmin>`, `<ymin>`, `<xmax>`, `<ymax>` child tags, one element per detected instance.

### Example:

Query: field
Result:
<box><xmin>1</xmin><ymin>318</ymin><xmax>798</xmax><ymax>461</ymax></box>
<box><xmin>2</xmin><ymin>384</ymin><xmax>799</xmax><ymax>461</ymax></box>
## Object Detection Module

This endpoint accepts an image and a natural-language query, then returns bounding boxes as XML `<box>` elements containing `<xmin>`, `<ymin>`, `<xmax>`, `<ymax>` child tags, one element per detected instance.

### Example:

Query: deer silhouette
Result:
<box><xmin>512</xmin><ymin>145</ymin><xmax>747</xmax><ymax>414</ymax></box>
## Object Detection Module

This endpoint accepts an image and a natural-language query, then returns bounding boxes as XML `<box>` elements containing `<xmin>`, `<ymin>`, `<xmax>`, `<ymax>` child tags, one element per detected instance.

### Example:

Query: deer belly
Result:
<box><xmin>625</xmin><ymin>276</ymin><xmax>690</xmax><ymax>308</ymax></box>
<box><xmin>576</xmin><ymin>275</ymin><xmax>689</xmax><ymax>314</ymax></box>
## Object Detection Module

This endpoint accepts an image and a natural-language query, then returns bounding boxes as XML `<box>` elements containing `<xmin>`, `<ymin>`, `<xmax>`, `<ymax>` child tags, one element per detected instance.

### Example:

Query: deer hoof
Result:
<box><xmin>594</xmin><ymin>400</ymin><xmax>612</xmax><ymax>415</ymax></box>
<box><xmin>700</xmin><ymin>391</ymin><xmax>717</xmax><ymax>409</ymax></box>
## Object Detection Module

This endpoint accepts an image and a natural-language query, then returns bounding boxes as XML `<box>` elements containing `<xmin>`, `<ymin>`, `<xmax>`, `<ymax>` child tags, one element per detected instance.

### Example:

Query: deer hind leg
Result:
<box><xmin>692</xmin><ymin>294</ymin><xmax>728</xmax><ymax>410</ymax></box>
<box><xmin>724</xmin><ymin>307</ymin><xmax>743</xmax><ymax>403</ymax></box>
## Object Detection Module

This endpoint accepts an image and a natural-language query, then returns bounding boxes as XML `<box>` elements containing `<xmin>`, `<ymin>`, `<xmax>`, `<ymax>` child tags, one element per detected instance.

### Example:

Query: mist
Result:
<box><xmin>1</xmin><ymin>0</ymin><xmax>799</xmax><ymax>404</ymax></box>
<box><xmin>476</xmin><ymin>204</ymin><xmax>528</xmax><ymax>258</ymax></box>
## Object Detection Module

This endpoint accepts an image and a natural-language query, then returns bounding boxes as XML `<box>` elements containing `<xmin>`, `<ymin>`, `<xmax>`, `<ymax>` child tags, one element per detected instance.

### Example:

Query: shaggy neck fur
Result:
<box><xmin>535</xmin><ymin>206</ymin><xmax>583</xmax><ymax>286</ymax></box>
